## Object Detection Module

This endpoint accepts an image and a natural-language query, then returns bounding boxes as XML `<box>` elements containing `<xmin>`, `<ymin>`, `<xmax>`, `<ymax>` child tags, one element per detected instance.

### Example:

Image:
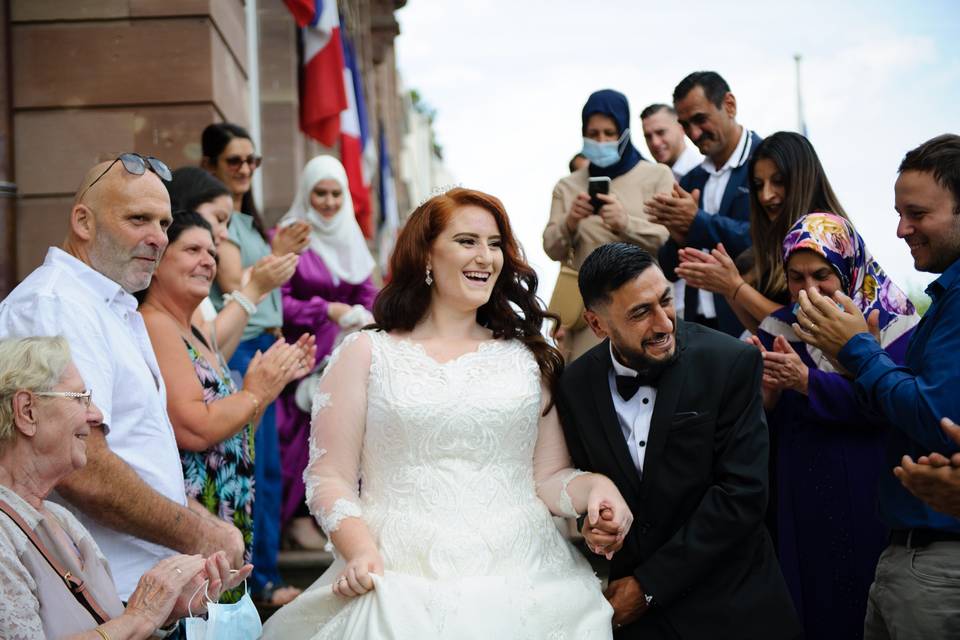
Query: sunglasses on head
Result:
<box><xmin>79</xmin><ymin>153</ymin><xmax>172</xmax><ymax>202</ymax></box>
<box><xmin>223</xmin><ymin>154</ymin><xmax>262</xmax><ymax>171</ymax></box>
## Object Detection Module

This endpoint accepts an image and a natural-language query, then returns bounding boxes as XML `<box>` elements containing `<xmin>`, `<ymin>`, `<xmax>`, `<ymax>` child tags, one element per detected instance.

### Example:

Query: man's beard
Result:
<box><xmin>89</xmin><ymin>233</ymin><xmax>158</xmax><ymax>293</ymax></box>
<box><xmin>610</xmin><ymin>328</ymin><xmax>680</xmax><ymax>382</ymax></box>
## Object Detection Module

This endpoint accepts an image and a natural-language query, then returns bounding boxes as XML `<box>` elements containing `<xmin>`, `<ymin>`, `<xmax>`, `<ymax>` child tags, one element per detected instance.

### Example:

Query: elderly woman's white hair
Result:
<box><xmin>0</xmin><ymin>336</ymin><xmax>72</xmax><ymax>448</ymax></box>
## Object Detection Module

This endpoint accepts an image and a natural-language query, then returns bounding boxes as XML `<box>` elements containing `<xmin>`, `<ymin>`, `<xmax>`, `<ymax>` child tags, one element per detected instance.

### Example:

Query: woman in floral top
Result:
<box><xmin>140</xmin><ymin>211</ymin><xmax>315</xmax><ymax>601</ymax></box>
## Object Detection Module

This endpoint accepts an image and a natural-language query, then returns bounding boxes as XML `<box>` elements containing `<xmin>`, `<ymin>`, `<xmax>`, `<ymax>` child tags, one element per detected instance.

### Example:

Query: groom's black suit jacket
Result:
<box><xmin>558</xmin><ymin>321</ymin><xmax>800</xmax><ymax>640</ymax></box>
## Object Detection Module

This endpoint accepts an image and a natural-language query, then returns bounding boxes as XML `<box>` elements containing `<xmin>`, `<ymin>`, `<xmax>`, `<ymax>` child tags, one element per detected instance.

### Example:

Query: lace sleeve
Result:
<box><xmin>303</xmin><ymin>331</ymin><xmax>371</xmax><ymax>536</ymax></box>
<box><xmin>532</xmin><ymin>381</ymin><xmax>588</xmax><ymax>518</ymax></box>
<box><xmin>0</xmin><ymin>531</ymin><xmax>44</xmax><ymax>640</ymax></box>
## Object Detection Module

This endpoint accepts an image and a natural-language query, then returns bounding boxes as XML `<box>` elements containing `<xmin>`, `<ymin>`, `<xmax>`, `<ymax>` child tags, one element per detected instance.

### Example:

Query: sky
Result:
<box><xmin>393</xmin><ymin>0</ymin><xmax>960</xmax><ymax>302</ymax></box>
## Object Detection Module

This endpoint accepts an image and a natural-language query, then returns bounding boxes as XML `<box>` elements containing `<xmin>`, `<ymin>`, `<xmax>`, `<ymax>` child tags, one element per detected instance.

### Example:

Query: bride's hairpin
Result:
<box><xmin>417</xmin><ymin>183</ymin><xmax>463</xmax><ymax>208</ymax></box>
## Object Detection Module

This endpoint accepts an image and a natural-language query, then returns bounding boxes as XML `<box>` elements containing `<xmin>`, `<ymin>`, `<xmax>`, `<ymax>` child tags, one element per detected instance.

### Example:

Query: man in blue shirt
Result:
<box><xmin>793</xmin><ymin>134</ymin><xmax>960</xmax><ymax>639</ymax></box>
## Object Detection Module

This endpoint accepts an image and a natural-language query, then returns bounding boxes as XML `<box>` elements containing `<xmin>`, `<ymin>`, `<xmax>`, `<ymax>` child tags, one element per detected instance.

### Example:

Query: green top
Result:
<box><xmin>209</xmin><ymin>211</ymin><xmax>282</xmax><ymax>341</ymax></box>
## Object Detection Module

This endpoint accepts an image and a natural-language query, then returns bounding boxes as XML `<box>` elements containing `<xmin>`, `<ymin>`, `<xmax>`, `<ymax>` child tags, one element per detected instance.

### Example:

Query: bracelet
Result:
<box><xmin>731</xmin><ymin>281</ymin><xmax>747</xmax><ymax>301</ymax></box>
<box><xmin>94</xmin><ymin>628</ymin><xmax>110</xmax><ymax>640</ymax></box>
<box><xmin>224</xmin><ymin>290</ymin><xmax>257</xmax><ymax>315</ymax></box>
<box><xmin>241</xmin><ymin>389</ymin><xmax>262</xmax><ymax>419</ymax></box>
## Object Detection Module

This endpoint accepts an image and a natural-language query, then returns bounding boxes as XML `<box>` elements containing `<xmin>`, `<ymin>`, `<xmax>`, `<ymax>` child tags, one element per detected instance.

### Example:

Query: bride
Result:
<box><xmin>261</xmin><ymin>188</ymin><xmax>632</xmax><ymax>638</ymax></box>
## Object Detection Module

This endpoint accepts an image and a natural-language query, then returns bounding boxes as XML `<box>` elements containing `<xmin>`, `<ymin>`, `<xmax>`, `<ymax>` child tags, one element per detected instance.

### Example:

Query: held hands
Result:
<box><xmin>893</xmin><ymin>417</ymin><xmax>960</xmax><ymax>518</ymax></box>
<box><xmin>581</xmin><ymin>476</ymin><xmax>633</xmax><ymax>560</ymax></box>
<box><xmin>793</xmin><ymin>288</ymin><xmax>881</xmax><ymax>358</ymax></box>
<box><xmin>333</xmin><ymin>546</ymin><xmax>384</xmax><ymax>598</ymax></box>
<box><xmin>675</xmin><ymin>243</ymin><xmax>741</xmax><ymax>297</ymax></box>
<box><xmin>644</xmin><ymin>183</ymin><xmax>700</xmax><ymax>243</ymax></box>
<box><xmin>272</xmin><ymin>221</ymin><xmax>311</xmax><ymax>256</ymax></box>
<box><xmin>565</xmin><ymin>193</ymin><xmax>593</xmax><ymax>233</ymax></box>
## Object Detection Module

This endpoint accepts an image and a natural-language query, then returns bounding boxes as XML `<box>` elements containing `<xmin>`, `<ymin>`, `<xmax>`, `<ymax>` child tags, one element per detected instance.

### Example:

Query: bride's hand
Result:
<box><xmin>583</xmin><ymin>478</ymin><xmax>633</xmax><ymax>559</ymax></box>
<box><xmin>333</xmin><ymin>548</ymin><xmax>384</xmax><ymax>597</ymax></box>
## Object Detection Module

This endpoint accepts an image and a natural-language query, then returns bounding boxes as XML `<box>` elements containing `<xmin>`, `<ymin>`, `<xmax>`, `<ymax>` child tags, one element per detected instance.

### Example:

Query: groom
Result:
<box><xmin>557</xmin><ymin>243</ymin><xmax>799</xmax><ymax>639</ymax></box>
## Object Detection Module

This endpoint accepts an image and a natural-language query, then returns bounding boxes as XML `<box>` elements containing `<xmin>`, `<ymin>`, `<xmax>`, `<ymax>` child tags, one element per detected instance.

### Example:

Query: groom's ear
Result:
<box><xmin>583</xmin><ymin>308</ymin><xmax>609</xmax><ymax>340</ymax></box>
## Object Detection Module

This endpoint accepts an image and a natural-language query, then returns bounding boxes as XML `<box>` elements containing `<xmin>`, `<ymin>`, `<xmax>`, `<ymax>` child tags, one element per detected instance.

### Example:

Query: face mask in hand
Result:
<box><xmin>582</xmin><ymin>129</ymin><xmax>629</xmax><ymax>168</ymax></box>
<box><xmin>183</xmin><ymin>581</ymin><xmax>263</xmax><ymax>640</ymax></box>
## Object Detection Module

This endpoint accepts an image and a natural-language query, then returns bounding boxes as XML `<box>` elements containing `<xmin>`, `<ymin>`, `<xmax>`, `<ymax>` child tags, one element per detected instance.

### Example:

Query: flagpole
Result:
<box><xmin>246</xmin><ymin>0</ymin><xmax>263</xmax><ymax>212</ymax></box>
<box><xmin>794</xmin><ymin>53</ymin><xmax>807</xmax><ymax>138</ymax></box>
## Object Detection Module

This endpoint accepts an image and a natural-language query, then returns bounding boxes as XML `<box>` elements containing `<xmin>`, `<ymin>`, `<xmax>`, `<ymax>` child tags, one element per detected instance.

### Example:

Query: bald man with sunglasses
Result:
<box><xmin>0</xmin><ymin>156</ymin><xmax>246</xmax><ymax>601</ymax></box>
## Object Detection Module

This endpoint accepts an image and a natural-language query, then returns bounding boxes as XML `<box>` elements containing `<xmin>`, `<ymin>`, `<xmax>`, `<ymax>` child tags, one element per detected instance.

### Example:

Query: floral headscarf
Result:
<box><xmin>763</xmin><ymin>212</ymin><xmax>919</xmax><ymax>367</ymax></box>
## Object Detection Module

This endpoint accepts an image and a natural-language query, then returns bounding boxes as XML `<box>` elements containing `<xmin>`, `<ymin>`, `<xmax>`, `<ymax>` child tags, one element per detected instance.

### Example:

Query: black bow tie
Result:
<box><xmin>616</xmin><ymin>374</ymin><xmax>652</xmax><ymax>401</ymax></box>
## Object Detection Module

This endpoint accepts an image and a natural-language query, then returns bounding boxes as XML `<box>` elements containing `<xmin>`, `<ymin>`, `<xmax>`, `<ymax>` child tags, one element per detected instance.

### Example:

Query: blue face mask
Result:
<box><xmin>184</xmin><ymin>583</ymin><xmax>262</xmax><ymax>640</ymax></box>
<box><xmin>582</xmin><ymin>129</ymin><xmax>629</xmax><ymax>168</ymax></box>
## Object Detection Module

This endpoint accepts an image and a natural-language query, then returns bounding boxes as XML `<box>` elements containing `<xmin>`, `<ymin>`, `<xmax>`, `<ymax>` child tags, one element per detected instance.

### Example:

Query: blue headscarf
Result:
<box><xmin>581</xmin><ymin>89</ymin><xmax>643</xmax><ymax>179</ymax></box>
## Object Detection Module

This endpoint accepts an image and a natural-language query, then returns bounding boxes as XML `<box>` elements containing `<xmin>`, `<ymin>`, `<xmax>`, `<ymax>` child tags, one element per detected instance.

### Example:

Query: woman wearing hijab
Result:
<box><xmin>543</xmin><ymin>89</ymin><xmax>673</xmax><ymax>360</ymax></box>
<box><xmin>276</xmin><ymin>155</ymin><xmax>378</xmax><ymax>550</ymax></box>
<box><xmin>751</xmin><ymin>212</ymin><xmax>919</xmax><ymax>640</ymax></box>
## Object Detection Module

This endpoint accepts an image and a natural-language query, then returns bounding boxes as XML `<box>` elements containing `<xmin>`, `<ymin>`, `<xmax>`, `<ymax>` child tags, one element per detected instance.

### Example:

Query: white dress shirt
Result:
<box><xmin>607</xmin><ymin>343</ymin><xmax>657</xmax><ymax>474</ymax></box>
<box><xmin>694</xmin><ymin>126</ymin><xmax>752</xmax><ymax>318</ymax></box>
<box><xmin>0</xmin><ymin>247</ymin><xmax>186</xmax><ymax>599</ymax></box>
<box><xmin>670</xmin><ymin>145</ymin><xmax>703</xmax><ymax>181</ymax></box>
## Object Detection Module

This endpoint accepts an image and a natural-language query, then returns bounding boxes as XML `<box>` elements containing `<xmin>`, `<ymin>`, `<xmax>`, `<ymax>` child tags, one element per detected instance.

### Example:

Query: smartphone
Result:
<box><xmin>588</xmin><ymin>176</ymin><xmax>611</xmax><ymax>213</ymax></box>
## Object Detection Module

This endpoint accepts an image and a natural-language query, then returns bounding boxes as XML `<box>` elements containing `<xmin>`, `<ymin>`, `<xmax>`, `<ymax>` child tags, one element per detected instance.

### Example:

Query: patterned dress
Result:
<box><xmin>179</xmin><ymin>338</ymin><xmax>255</xmax><ymax>603</ymax></box>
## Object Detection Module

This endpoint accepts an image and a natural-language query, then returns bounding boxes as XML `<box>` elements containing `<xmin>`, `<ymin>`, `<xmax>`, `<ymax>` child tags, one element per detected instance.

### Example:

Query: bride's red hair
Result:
<box><xmin>373</xmin><ymin>188</ymin><xmax>563</xmax><ymax>397</ymax></box>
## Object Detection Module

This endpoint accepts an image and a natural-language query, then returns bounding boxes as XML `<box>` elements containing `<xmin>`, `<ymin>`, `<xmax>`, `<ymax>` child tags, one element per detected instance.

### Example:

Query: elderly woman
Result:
<box><xmin>0</xmin><ymin>336</ymin><xmax>250</xmax><ymax>639</ymax></box>
<box><xmin>750</xmin><ymin>212</ymin><xmax>920</xmax><ymax>640</ymax></box>
<box><xmin>139</xmin><ymin>211</ymin><xmax>315</xmax><ymax>602</ymax></box>
<box><xmin>275</xmin><ymin>155</ymin><xmax>378</xmax><ymax>549</ymax></box>
<box><xmin>542</xmin><ymin>88</ymin><xmax>672</xmax><ymax>360</ymax></box>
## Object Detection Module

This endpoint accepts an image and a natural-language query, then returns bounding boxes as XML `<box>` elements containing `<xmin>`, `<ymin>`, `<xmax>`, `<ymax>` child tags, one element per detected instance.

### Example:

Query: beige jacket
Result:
<box><xmin>543</xmin><ymin>162</ymin><xmax>673</xmax><ymax>269</ymax></box>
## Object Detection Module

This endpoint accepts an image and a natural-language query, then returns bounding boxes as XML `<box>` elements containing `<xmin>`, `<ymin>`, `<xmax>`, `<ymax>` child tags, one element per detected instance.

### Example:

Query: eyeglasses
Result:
<box><xmin>223</xmin><ymin>155</ymin><xmax>262</xmax><ymax>171</ymax></box>
<box><xmin>79</xmin><ymin>153</ymin><xmax>173</xmax><ymax>202</ymax></box>
<box><xmin>35</xmin><ymin>389</ymin><xmax>93</xmax><ymax>409</ymax></box>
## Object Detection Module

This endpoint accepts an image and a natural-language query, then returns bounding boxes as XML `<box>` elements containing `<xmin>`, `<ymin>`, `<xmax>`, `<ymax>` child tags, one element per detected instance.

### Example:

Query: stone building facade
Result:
<box><xmin>0</xmin><ymin>0</ymin><xmax>425</xmax><ymax>297</ymax></box>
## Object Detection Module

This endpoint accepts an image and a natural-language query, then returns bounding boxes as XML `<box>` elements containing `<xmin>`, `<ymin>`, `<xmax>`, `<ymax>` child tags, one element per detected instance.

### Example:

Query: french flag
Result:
<box><xmin>339</xmin><ymin>31</ymin><xmax>373</xmax><ymax>237</ymax></box>
<box><xmin>285</xmin><ymin>0</ymin><xmax>347</xmax><ymax>147</ymax></box>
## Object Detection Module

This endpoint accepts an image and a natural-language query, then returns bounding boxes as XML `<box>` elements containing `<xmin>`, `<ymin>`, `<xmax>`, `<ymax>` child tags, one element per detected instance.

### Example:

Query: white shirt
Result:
<box><xmin>607</xmin><ymin>343</ymin><xmax>657</xmax><ymax>474</ymax></box>
<box><xmin>670</xmin><ymin>145</ymin><xmax>703</xmax><ymax>181</ymax></box>
<box><xmin>0</xmin><ymin>247</ymin><xmax>186</xmax><ymax>599</ymax></box>
<box><xmin>694</xmin><ymin>126</ymin><xmax>752</xmax><ymax>318</ymax></box>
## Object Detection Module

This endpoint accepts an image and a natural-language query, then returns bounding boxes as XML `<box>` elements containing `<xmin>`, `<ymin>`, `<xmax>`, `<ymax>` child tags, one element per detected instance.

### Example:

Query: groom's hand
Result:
<box><xmin>604</xmin><ymin>576</ymin><xmax>650</xmax><ymax>628</ymax></box>
<box><xmin>582</xmin><ymin>507</ymin><xmax>623</xmax><ymax>558</ymax></box>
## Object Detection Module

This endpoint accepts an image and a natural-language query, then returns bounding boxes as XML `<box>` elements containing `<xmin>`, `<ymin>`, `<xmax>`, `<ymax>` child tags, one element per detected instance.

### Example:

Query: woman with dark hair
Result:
<box><xmin>675</xmin><ymin>131</ymin><xmax>849</xmax><ymax>333</ymax></box>
<box><xmin>140</xmin><ymin>211</ymin><xmax>315</xmax><ymax>602</ymax></box>
<box><xmin>262</xmin><ymin>188</ymin><xmax>631</xmax><ymax>638</ymax></box>
<box><xmin>747</xmin><ymin>212</ymin><xmax>919</xmax><ymax>640</ymax></box>
<box><xmin>166</xmin><ymin>167</ymin><xmax>297</xmax><ymax>361</ymax></box>
<box><xmin>201</xmin><ymin>122</ymin><xmax>310</xmax><ymax>605</ymax></box>
<box><xmin>543</xmin><ymin>89</ymin><xmax>673</xmax><ymax>360</ymax></box>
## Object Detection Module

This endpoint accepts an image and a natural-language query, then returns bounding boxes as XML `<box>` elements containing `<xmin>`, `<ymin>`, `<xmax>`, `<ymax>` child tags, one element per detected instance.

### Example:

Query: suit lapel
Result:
<box><xmin>637</xmin><ymin>323</ymin><xmax>689</xmax><ymax>502</ymax></box>
<box><xmin>717</xmin><ymin>162</ymin><xmax>745</xmax><ymax>217</ymax></box>
<box><xmin>588</xmin><ymin>342</ymin><xmax>642</xmax><ymax>496</ymax></box>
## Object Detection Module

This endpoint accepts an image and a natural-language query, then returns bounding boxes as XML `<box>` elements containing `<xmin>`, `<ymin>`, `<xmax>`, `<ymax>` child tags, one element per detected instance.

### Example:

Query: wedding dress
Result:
<box><xmin>261</xmin><ymin>330</ymin><xmax>613</xmax><ymax>639</ymax></box>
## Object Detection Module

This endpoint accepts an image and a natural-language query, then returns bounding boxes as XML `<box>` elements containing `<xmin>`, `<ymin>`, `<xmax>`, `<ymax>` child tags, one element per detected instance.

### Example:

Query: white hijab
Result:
<box><xmin>280</xmin><ymin>155</ymin><xmax>374</xmax><ymax>285</ymax></box>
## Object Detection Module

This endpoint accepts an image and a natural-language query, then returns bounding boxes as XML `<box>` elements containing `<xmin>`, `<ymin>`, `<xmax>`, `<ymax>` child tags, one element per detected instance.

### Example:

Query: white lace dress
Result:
<box><xmin>261</xmin><ymin>330</ymin><xmax>613</xmax><ymax>639</ymax></box>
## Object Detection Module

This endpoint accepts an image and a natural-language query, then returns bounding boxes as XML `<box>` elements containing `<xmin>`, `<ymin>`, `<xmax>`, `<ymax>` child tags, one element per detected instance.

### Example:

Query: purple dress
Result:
<box><xmin>277</xmin><ymin>248</ymin><xmax>377</xmax><ymax>525</ymax></box>
<box><xmin>758</xmin><ymin>320</ymin><xmax>913</xmax><ymax>640</ymax></box>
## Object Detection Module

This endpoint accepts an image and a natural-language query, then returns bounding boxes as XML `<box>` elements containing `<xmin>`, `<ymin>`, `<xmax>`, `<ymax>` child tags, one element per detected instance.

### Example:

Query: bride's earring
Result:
<box><xmin>425</xmin><ymin>266</ymin><xmax>433</xmax><ymax>286</ymax></box>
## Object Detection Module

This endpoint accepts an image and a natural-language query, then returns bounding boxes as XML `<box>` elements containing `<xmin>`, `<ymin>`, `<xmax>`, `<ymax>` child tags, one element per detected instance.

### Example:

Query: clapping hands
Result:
<box><xmin>894</xmin><ymin>417</ymin><xmax>960</xmax><ymax>518</ymax></box>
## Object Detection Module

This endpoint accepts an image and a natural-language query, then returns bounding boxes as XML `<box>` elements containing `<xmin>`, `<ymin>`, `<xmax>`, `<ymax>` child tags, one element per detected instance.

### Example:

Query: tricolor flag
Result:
<box><xmin>378</xmin><ymin>123</ymin><xmax>400</xmax><ymax>276</ymax></box>
<box><xmin>285</xmin><ymin>0</ymin><xmax>347</xmax><ymax>147</ymax></box>
<box><xmin>339</xmin><ymin>31</ymin><xmax>373</xmax><ymax>237</ymax></box>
